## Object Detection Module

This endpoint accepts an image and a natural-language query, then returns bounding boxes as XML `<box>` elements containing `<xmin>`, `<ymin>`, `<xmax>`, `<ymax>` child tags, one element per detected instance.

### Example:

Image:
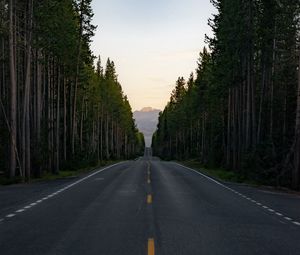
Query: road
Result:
<box><xmin>0</xmin><ymin>148</ymin><xmax>300</xmax><ymax>254</ymax></box>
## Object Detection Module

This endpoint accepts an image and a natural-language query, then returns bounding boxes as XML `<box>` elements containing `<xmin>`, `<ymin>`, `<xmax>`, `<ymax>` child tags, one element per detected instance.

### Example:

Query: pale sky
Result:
<box><xmin>91</xmin><ymin>0</ymin><xmax>216</xmax><ymax>111</ymax></box>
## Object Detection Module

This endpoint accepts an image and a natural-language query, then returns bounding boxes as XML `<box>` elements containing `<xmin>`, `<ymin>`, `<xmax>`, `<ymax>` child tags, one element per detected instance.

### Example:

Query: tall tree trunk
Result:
<box><xmin>232</xmin><ymin>87</ymin><xmax>237</xmax><ymax>170</ymax></box>
<box><xmin>100</xmin><ymin>105</ymin><xmax>103</xmax><ymax>161</ymax></box>
<box><xmin>47</xmin><ymin>57</ymin><xmax>52</xmax><ymax>171</ymax></box>
<box><xmin>111</xmin><ymin>118</ymin><xmax>114</xmax><ymax>156</ymax></box>
<box><xmin>106</xmin><ymin>113</ymin><xmax>109</xmax><ymax>159</ymax></box>
<box><xmin>80</xmin><ymin>98</ymin><xmax>84</xmax><ymax>152</ymax></box>
<box><xmin>227</xmin><ymin>88</ymin><xmax>232</xmax><ymax>166</ymax></box>
<box><xmin>269</xmin><ymin>36</ymin><xmax>276</xmax><ymax>140</ymax></box>
<box><xmin>36</xmin><ymin>50</ymin><xmax>42</xmax><ymax>144</ymax></box>
<box><xmin>55</xmin><ymin>66</ymin><xmax>60</xmax><ymax>174</ymax></box>
<box><xmin>293</xmin><ymin>54</ymin><xmax>300</xmax><ymax>189</ymax></box>
<box><xmin>97</xmin><ymin>110</ymin><xmax>100</xmax><ymax>162</ymax></box>
<box><xmin>257</xmin><ymin>62</ymin><xmax>267</xmax><ymax>143</ymax></box>
<box><xmin>22</xmin><ymin>0</ymin><xmax>33</xmax><ymax>180</ymax></box>
<box><xmin>9</xmin><ymin>0</ymin><xmax>17</xmax><ymax>178</ymax></box>
<box><xmin>71</xmin><ymin>0</ymin><xmax>84</xmax><ymax>155</ymax></box>
<box><xmin>63</xmin><ymin>76</ymin><xmax>67</xmax><ymax>161</ymax></box>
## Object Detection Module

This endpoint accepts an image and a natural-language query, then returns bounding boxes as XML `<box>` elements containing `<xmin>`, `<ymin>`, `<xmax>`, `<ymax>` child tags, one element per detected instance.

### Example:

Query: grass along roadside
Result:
<box><xmin>0</xmin><ymin>160</ymin><xmax>123</xmax><ymax>185</ymax></box>
<box><xmin>179</xmin><ymin>160</ymin><xmax>260</xmax><ymax>186</ymax></box>
<box><xmin>179</xmin><ymin>160</ymin><xmax>300</xmax><ymax>195</ymax></box>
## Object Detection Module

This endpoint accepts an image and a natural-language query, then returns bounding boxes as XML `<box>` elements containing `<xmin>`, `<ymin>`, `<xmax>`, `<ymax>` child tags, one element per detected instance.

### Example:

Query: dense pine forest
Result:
<box><xmin>152</xmin><ymin>0</ymin><xmax>300</xmax><ymax>189</ymax></box>
<box><xmin>0</xmin><ymin>0</ymin><xmax>144</xmax><ymax>182</ymax></box>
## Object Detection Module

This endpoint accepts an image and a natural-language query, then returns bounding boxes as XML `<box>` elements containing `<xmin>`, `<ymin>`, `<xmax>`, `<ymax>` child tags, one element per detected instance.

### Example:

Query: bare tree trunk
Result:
<box><xmin>47</xmin><ymin>57</ymin><xmax>52</xmax><ymax>171</ymax></box>
<box><xmin>232</xmin><ymin>87</ymin><xmax>237</xmax><ymax>170</ymax></box>
<box><xmin>55</xmin><ymin>66</ymin><xmax>60</xmax><ymax>174</ymax></box>
<box><xmin>197</xmin><ymin>119</ymin><xmax>200</xmax><ymax>154</ymax></box>
<box><xmin>36</xmin><ymin>50</ymin><xmax>42</xmax><ymax>143</ymax></box>
<box><xmin>251</xmin><ymin>62</ymin><xmax>256</xmax><ymax>149</ymax></box>
<box><xmin>227</xmin><ymin>88</ymin><xmax>232</xmax><ymax>166</ymax></box>
<box><xmin>292</xmin><ymin>54</ymin><xmax>300</xmax><ymax>189</ymax></box>
<box><xmin>257</xmin><ymin>63</ymin><xmax>266</xmax><ymax>143</ymax></box>
<box><xmin>270</xmin><ymin>36</ymin><xmax>276</xmax><ymax>140</ymax></box>
<box><xmin>106</xmin><ymin>113</ymin><xmax>109</xmax><ymax>159</ymax></box>
<box><xmin>282</xmin><ymin>85</ymin><xmax>287</xmax><ymax>144</ymax></box>
<box><xmin>190</xmin><ymin>122</ymin><xmax>193</xmax><ymax>156</ymax></box>
<box><xmin>9</xmin><ymin>0</ymin><xmax>17</xmax><ymax>178</ymax></box>
<box><xmin>0</xmin><ymin>93</ymin><xmax>22</xmax><ymax>178</ymax></box>
<box><xmin>63</xmin><ymin>76</ymin><xmax>67</xmax><ymax>161</ymax></box>
<box><xmin>246</xmin><ymin>57</ymin><xmax>251</xmax><ymax>150</ymax></box>
<box><xmin>201</xmin><ymin>113</ymin><xmax>205</xmax><ymax>161</ymax></box>
<box><xmin>71</xmin><ymin>0</ymin><xmax>84</xmax><ymax>155</ymax></box>
<box><xmin>238</xmin><ymin>85</ymin><xmax>243</xmax><ymax>168</ymax></box>
<box><xmin>125</xmin><ymin>134</ymin><xmax>128</xmax><ymax>158</ymax></box>
<box><xmin>111</xmin><ymin>119</ymin><xmax>114</xmax><ymax>156</ymax></box>
<box><xmin>169</xmin><ymin>137</ymin><xmax>172</xmax><ymax>157</ymax></box>
<box><xmin>100</xmin><ymin>105</ymin><xmax>103</xmax><ymax>161</ymax></box>
<box><xmin>80</xmin><ymin>98</ymin><xmax>84</xmax><ymax>151</ymax></box>
<box><xmin>23</xmin><ymin>0</ymin><xmax>33</xmax><ymax>180</ymax></box>
<box><xmin>97</xmin><ymin>110</ymin><xmax>100</xmax><ymax>162</ymax></box>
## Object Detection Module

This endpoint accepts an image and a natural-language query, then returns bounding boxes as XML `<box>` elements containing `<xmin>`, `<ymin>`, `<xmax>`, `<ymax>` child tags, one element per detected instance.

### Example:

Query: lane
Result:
<box><xmin>0</xmin><ymin>160</ymin><xmax>149</xmax><ymax>255</ymax></box>
<box><xmin>0</xmin><ymin>162</ymin><xmax>132</xmax><ymax>219</ymax></box>
<box><xmin>150</xmin><ymin>160</ymin><xmax>300</xmax><ymax>255</ymax></box>
<box><xmin>175</xmin><ymin>163</ymin><xmax>300</xmax><ymax>225</ymax></box>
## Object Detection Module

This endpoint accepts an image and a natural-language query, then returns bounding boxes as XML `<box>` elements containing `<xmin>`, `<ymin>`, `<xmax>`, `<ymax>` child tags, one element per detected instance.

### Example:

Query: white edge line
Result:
<box><xmin>61</xmin><ymin>162</ymin><xmax>124</xmax><ymax>190</ymax></box>
<box><xmin>174</xmin><ymin>162</ymin><xmax>299</xmax><ymax>226</ymax></box>
<box><xmin>0</xmin><ymin>162</ymin><xmax>125</xmax><ymax>220</ymax></box>
<box><xmin>173</xmin><ymin>163</ymin><xmax>233</xmax><ymax>191</ymax></box>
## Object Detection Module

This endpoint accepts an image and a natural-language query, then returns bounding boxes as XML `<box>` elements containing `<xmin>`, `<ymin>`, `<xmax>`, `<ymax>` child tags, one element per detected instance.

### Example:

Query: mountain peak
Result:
<box><xmin>133</xmin><ymin>107</ymin><xmax>161</xmax><ymax>147</ymax></box>
<box><xmin>140</xmin><ymin>107</ymin><xmax>160</xmax><ymax>112</ymax></box>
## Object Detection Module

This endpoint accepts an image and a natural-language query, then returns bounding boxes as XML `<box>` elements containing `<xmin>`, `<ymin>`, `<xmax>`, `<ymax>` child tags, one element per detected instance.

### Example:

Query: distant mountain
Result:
<box><xmin>133</xmin><ymin>107</ymin><xmax>161</xmax><ymax>147</ymax></box>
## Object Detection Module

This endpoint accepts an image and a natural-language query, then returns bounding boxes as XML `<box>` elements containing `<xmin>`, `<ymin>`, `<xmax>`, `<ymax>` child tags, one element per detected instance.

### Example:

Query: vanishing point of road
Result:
<box><xmin>0</xmin><ymin>148</ymin><xmax>300</xmax><ymax>254</ymax></box>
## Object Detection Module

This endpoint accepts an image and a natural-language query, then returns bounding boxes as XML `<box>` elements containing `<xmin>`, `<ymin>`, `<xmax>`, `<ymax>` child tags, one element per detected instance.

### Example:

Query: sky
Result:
<box><xmin>91</xmin><ymin>0</ymin><xmax>216</xmax><ymax>111</ymax></box>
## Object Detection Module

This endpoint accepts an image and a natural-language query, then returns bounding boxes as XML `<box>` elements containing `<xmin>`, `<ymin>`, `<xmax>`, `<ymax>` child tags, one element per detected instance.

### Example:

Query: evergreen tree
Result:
<box><xmin>153</xmin><ymin>0</ymin><xmax>300</xmax><ymax>189</ymax></box>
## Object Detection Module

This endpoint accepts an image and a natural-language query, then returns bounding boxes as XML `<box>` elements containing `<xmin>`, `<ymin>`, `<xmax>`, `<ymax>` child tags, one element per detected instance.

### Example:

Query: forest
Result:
<box><xmin>0</xmin><ymin>0</ymin><xmax>144</xmax><ymax>182</ymax></box>
<box><xmin>152</xmin><ymin>0</ymin><xmax>300</xmax><ymax>189</ymax></box>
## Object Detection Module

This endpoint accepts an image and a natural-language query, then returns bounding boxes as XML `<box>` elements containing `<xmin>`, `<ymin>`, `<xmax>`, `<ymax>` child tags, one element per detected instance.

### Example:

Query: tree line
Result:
<box><xmin>152</xmin><ymin>0</ymin><xmax>300</xmax><ymax>189</ymax></box>
<box><xmin>0</xmin><ymin>0</ymin><xmax>144</xmax><ymax>182</ymax></box>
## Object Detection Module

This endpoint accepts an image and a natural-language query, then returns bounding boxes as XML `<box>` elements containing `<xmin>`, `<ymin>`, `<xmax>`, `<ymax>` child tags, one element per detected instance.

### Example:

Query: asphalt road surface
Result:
<box><xmin>0</xmin><ymin>148</ymin><xmax>300</xmax><ymax>255</ymax></box>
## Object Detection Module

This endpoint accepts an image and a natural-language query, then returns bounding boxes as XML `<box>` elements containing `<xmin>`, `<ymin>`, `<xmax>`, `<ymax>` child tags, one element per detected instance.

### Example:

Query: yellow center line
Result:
<box><xmin>148</xmin><ymin>238</ymin><xmax>155</xmax><ymax>255</ymax></box>
<box><xmin>147</xmin><ymin>165</ymin><xmax>151</xmax><ymax>183</ymax></box>
<box><xmin>147</xmin><ymin>194</ymin><xmax>152</xmax><ymax>204</ymax></box>
<box><xmin>147</xmin><ymin>178</ymin><xmax>151</xmax><ymax>184</ymax></box>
